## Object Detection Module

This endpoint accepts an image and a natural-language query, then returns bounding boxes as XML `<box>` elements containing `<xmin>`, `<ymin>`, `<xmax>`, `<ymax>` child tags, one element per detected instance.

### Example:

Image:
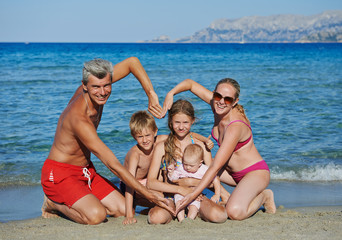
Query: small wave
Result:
<box><xmin>271</xmin><ymin>162</ymin><xmax>342</xmax><ymax>181</ymax></box>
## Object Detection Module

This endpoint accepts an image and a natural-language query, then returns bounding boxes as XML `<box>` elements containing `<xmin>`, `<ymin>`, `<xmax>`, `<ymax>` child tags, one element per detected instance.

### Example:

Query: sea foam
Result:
<box><xmin>271</xmin><ymin>162</ymin><xmax>342</xmax><ymax>181</ymax></box>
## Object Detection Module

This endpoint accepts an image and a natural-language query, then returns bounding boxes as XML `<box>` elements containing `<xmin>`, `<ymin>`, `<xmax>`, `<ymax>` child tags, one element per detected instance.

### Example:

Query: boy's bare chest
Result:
<box><xmin>136</xmin><ymin>155</ymin><xmax>152</xmax><ymax>178</ymax></box>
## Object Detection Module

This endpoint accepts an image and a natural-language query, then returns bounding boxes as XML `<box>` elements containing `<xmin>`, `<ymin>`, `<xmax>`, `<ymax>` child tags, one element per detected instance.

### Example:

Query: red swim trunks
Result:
<box><xmin>41</xmin><ymin>159</ymin><xmax>116</xmax><ymax>208</ymax></box>
<box><xmin>231</xmin><ymin>160</ymin><xmax>270</xmax><ymax>184</ymax></box>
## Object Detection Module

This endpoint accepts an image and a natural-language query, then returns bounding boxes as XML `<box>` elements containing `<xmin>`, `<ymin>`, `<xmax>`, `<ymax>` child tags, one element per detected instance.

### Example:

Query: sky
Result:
<box><xmin>1</xmin><ymin>0</ymin><xmax>341</xmax><ymax>43</ymax></box>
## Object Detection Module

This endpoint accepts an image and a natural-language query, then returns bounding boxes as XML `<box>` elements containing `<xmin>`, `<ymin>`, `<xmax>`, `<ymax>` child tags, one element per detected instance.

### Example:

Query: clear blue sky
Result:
<box><xmin>1</xmin><ymin>0</ymin><xmax>341</xmax><ymax>42</ymax></box>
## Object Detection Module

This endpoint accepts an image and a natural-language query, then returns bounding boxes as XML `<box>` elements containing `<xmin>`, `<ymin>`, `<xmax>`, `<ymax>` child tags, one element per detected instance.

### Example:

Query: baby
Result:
<box><xmin>167</xmin><ymin>144</ymin><xmax>221</xmax><ymax>222</ymax></box>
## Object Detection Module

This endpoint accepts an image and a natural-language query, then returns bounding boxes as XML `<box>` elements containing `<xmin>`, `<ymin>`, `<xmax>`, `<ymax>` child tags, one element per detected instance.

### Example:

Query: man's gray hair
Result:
<box><xmin>82</xmin><ymin>59</ymin><xmax>113</xmax><ymax>84</ymax></box>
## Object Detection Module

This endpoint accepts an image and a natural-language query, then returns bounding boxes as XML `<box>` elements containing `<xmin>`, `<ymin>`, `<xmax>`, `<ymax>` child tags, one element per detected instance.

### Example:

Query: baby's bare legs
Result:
<box><xmin>175</xmin><ymin>198</ymin><xmax>186</xmax><ymax>222</ymax></box>
<box><xmin>177</xmin><ymin>210</ymin><xmax>185</xmax><ymax>222</ymax></box>
<box><xmin>187</xmin><ymin>205</ymin><xmax>199</xmax><ymax>220</ymax></box>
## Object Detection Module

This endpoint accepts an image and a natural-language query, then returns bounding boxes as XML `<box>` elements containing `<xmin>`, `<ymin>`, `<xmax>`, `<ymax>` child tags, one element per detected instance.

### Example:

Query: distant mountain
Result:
<box><xmin>144</xmin><ymin>10</ymin><xmax>342</xmax><ymax>43</ymax></box>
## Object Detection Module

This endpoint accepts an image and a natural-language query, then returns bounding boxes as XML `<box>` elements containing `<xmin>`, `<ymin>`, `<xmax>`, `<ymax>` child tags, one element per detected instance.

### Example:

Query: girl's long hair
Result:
<box><xmin>164</xmin><ymin>99</ymin><xmax>195</xmax><ymax>167</ymax></box>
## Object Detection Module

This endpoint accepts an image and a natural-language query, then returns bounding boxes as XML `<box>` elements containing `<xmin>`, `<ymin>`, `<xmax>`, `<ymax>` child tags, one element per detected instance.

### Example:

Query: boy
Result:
<box><xmin>121</xmin><ymin>111</ymin><xmax>168</xmax><ymax>225</ymax></box>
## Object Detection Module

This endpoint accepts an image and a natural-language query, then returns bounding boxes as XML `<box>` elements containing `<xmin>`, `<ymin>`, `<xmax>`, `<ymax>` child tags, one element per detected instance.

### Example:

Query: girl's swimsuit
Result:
<box><xmin>160</xmin><ymin>134</ymin><xmax>195</xmax><ymax>170</ymax></box>
<box><xmin>211</xmin><ymin>120</ymin><xmax>269</xmax><ymax>183</ymax></box>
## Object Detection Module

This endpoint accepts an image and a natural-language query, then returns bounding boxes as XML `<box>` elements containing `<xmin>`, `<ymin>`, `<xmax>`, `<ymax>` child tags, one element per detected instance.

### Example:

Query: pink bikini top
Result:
<box><xmin>211</xmin><ymin>120</ymin><xmax>252</xmax><ymax>152</ymax></box>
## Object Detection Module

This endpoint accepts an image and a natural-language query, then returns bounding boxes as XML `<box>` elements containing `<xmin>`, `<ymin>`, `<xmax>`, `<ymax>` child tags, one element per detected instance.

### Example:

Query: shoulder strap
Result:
<box><xmin>190</xmin><ymin>134</ymin><xmax>195</xmax><ymax>144</ymax></box>
<box><xmin>227</xmin><ymin>120</ymin><xmax>251</xmax><ymax>130</ymax></box>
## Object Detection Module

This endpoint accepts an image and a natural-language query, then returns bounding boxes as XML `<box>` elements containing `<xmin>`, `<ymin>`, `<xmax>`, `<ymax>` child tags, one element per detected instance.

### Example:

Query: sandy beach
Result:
<box><xmin>1</xmin><ymin>183</ymin><xmax>342</xmax><ymax>240</ymax></box>
<box><xmin>1</xmin><ymin>205</ymin><xmax>341</xmax><ymax>240</ymax></box>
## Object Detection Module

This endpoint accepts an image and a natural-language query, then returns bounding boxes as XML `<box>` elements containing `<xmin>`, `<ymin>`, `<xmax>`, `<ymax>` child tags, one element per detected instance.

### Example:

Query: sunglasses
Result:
<box><xmin>213</xmin><ymin>92</ymin><xmax>235</xmax><ymax>105</ymax></box>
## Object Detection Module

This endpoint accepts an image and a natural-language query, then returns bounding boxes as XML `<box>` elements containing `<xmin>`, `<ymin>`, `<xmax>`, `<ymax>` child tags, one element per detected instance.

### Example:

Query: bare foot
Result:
<box><xmin>263</xmin><ymin>189</ymin><xmax>276</xmax><ymax>214</ymax></box>
<box><xmin>41</xmin><ymin>195</ymin><xmax>59</xmax><ymax>218</ymax></box>
<box><xmin>220</xmin><ymin>191</ymin><xmax>230</xmax><ymax>205</ymax></box>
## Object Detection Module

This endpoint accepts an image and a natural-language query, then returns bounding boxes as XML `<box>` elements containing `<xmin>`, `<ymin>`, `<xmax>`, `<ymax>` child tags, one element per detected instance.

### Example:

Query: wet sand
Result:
<box><xmin>0</xmin><ymin>205</ymin><xmax>341</xmax><ymax>240</ymax></box>
<box><xmin>2</xmin><ymin>181</ymin><xmax>342</xmax><ymax>222</ymax></box>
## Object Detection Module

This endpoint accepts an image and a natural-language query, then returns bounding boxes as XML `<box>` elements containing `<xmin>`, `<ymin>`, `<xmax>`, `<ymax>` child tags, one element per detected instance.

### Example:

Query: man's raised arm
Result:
<box><xmin>112</xmin><ymin>57</ymin><xmax>162</xmax><ymax>118</ymax></box>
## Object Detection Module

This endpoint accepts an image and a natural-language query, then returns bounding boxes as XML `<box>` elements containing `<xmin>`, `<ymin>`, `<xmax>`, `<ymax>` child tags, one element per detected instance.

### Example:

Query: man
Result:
<box><xmin>41</xmin><ymin>57</ymin><xmax>173</xmax><ymax>225</ymax></box>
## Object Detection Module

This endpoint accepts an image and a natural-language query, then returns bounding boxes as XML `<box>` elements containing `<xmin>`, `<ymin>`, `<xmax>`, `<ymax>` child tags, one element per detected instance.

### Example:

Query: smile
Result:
<box><xmin>97</xmin><ymin>96</ymin><xmax>107</xmax><ymax>101</ymax></box>
<box><xmin>216</xmin><ymin>104</ymin><xmax>226</xmax><ymax>109</ymax></box>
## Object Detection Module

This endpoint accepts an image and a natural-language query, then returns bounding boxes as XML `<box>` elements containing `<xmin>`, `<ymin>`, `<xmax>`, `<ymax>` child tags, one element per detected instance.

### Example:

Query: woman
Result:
<box><xmin>162</xmin><ymin>78</ymin><xmax>276</xmax><ymax>220</ymax></box>
<box><xmin>147</xmin><ymin>99</ymin><xmax>227</xmax><ymax>224</ymax></box>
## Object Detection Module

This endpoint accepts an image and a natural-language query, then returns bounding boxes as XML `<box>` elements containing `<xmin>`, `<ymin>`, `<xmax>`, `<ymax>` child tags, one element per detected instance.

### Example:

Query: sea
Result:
<box><xmin>0</xmin><ymin>43</ymin><xmax>341</xmax><ymax>222</ymax></box>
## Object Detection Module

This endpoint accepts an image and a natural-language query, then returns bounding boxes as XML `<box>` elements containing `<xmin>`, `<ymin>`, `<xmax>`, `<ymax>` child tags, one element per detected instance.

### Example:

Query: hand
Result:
<box><xmin>175</xmin><ymin>193</ymin><xmax>196</xmax><ymax>215</ymax></box>
<box><xmin>122</xmin><ymin>216</ymin><xmax>137</xmax><ymax>225</ymax></box>
<box><xmin>148</xmin><ymin>91</ymin><xmax>163</xmax><ymax>119</ymax></box>
<box><xmin>178</xmin><ymin>185</ymin><xmax>194</xmax><ymax>197</ymax></box>
<box><xmin>210</xmin><ymin>194</ymin><xmax>220</xmax><ymax>203</ymax></box>
<box><xmin>150</xmin><ymin>193</ymin><xmax>176</xmax><ymax>216</ymax></box>
<box><xmin>195</xmin><ymin>194</ymin><xmax>204</xmax><ymax>202</ymax></box>
<box><xmin>205</xmin><ymin>135</ymin><xmax>214</xmax><ymax>150</ymax></box>
<box><xmin>161</xmin><ymin>92</ymin><xmax>174</xmax><ymax>118</ymax></box>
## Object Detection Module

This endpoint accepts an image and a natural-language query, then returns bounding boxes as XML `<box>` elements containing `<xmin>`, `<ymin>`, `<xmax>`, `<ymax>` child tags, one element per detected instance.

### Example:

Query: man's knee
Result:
<box><xmin>84</xmin><ymin>206</ymin><xmax>107</xmax><ymax>225</ymax></box>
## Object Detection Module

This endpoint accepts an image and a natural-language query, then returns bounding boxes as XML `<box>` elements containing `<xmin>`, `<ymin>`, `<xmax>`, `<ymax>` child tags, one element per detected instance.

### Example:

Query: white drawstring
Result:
<box><xmin>82</xmin><ymin>167</ymin><xmax>92</xmax><ymax>190</ymax></box>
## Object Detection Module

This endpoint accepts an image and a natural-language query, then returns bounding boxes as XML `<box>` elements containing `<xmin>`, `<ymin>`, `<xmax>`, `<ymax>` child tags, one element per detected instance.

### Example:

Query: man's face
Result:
<box><xmin>83</xmin><ymin>73</ymin><xmax>112</xmax><ymax>106</ymax></box>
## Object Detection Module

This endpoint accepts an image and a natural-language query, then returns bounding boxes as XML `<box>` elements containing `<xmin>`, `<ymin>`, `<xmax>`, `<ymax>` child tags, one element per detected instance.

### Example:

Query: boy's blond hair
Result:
<box><xmin>129</xmin><ymin>111</ymin><xmax>158</xmax><ymax>137</ymax></box>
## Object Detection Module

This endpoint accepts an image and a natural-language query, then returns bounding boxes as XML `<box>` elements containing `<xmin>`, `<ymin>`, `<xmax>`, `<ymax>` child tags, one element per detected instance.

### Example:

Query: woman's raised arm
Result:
<box><xmin>162</xmin><ymin>79</ymin><xmax>213</xmax><ymax>117</ymax></box>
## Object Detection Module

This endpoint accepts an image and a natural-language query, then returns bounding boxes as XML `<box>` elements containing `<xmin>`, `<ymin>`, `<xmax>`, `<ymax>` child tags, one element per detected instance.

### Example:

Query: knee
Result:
<box><xmin>199</xmin><ymin>205</ymin><xmax>227</xmax><ymax>223</ymax></box>
<box><xmin>207</xmin><ymin>207</ymin><xmax>227</xmax><ymax>223</ymax></box>
<box><xmin>147</xmin><ymin>209</ymin><xmax>162</xmax><ymax>224</ymax></box>
<box><xmin>147</xmin><ymin>208</ymin><xmax>171</xmax><ymax>225</ymax></box>
<box><xmin>226</xmin><ymin>204</ymin><xmax>246</xmax><ymax>221</ymax></box>
<box><xmin>85</xmin><ymin>206</ymin><xmax>107</xmax><ymax>225</ymax></box>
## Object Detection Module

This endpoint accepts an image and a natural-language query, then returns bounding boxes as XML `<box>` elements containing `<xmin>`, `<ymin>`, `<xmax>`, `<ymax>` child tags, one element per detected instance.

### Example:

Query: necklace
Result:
<box><xmin>83</xmin><ymin>91</ymin><xmax>100</xmax><ymax>125</ymax></box>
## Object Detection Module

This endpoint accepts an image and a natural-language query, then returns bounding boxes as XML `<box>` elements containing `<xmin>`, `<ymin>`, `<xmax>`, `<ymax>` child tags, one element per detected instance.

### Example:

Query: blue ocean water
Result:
<box><xmin>0</xmin><ymin>43</ymin><xmax>341</xmax><ymax>221</ymax></box>
<box><xmin>1</xmin><ymin>42</ymin><xmax>341</xmax><ymax>184</ymax></box>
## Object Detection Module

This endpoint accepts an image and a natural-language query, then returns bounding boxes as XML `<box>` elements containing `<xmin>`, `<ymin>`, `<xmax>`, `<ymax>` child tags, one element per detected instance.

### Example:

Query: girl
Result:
<box><xmin>162</xmin><ymin>78</ymin><xmax>276</xmax><ymax>220</ymax></box>
<box><xmin>146</xmin><ymin>99</ymin><xmax>227</xmax><ymax>224</ymax></box>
